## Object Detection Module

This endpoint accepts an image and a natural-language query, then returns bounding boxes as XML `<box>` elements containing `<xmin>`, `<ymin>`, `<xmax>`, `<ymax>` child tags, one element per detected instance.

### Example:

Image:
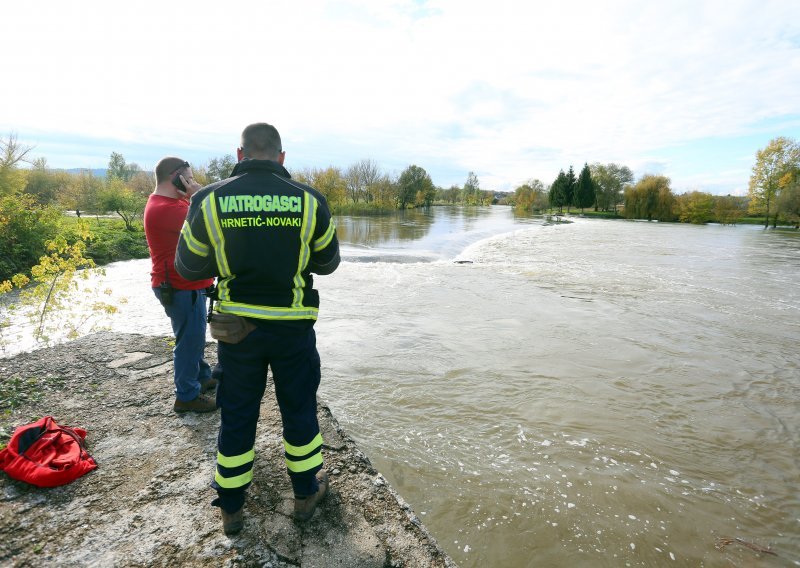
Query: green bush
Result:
<box><xmin>57</xmin><ymin>216</ymin><xmax>149</xmax><ymax>265</ymax></box>
<box><xmin>0</xmin><ymin>194</ymin><xmax>62</xmax><ymax>281</ymax></box>
<box><xmin>80</xmin><ymin>219</ymin><xmax>149</xmax><ymax>264</ymax></box>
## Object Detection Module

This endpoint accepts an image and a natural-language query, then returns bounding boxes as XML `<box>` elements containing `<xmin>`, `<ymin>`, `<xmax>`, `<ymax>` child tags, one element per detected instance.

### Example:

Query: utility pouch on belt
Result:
<box><xmin>208</xmin><ymin>312</ymin><xmax>256</xmax><ymax>344</ymax></box>
<box><xmin>158</xmin><ymin>261</ymin><xmax>174</xmax><ymax>307</ymax></box>
<box><xmin>158</xmin><ymin>281</ymin><xmax>174</xmax><ymax>307</ymax></box>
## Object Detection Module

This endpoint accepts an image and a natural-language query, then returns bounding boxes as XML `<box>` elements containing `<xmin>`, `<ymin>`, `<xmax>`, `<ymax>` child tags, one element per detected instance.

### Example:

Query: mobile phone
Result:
<box><xmin>172</xmin><ymin>173</ymin><xmax>187</xmax><ymax>194</ymax></box>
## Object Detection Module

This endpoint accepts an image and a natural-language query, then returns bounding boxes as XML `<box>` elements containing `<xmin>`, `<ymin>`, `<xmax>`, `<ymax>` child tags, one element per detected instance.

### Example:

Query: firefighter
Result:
<box><xmin>175</xmin><ymin>122</ymin><xmax>340</xmax><ymax>535</ymax></box>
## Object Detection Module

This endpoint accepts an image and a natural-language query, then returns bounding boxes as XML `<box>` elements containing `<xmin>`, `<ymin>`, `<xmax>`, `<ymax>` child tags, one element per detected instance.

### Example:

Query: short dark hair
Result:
<box><xmin>155</xmin><ymin>157</ymin><xmax>189</xmax><ymax>184</ymax></box>
<box><xmin>241</xmin><ymin>123</ymin><xmax>282</xmax><ymax>160</ymax></box>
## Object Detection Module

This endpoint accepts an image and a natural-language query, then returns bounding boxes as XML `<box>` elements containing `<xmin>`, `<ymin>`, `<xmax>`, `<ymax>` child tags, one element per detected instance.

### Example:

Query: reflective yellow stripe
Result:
<box><xmin>218</xmin><ymin>301</ymin><xmax>318</xmax><ymax>320</ymax></box>
<box><xmin>292</xmin><ymin>193</ymin><xmax>317</xmax><ymax>308</ymax></box>
<box><xmin>202</xmin><ymin>193</ymin><xmax>233</xmax><ymax>301</ymax></box>
<box><xmin>285</xmin><ymin>452</ymin><xmax>323</xmax><ymax>473</ymax></box>
<box><xmin>217</xmin><ymin>448</ymin><xmax>255</xmax><ymax>469</ymax></box>
<box><xmin>215</xmin><ymin>468</ymin><xmax>253</xmax><ymax>489</ymax></box>
<box><xmin>180</xmin><ymin>220</ymin><xmax>210</xmax><ymax>256</ymax></box>
<box><xmin>313</xmin><ymin>221</ymin><xmax>335</xmax><ymax>253</ymax></box>
<box><xmin>284</xmin><ymin>433</ymin><xmax>323</xmax><ymax>457</ymax></box>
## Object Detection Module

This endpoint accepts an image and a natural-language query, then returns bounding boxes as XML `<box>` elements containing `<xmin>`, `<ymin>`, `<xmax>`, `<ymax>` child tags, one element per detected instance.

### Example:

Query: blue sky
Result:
<box><xmin>2</xmin><ymin>0</ymin><xmax>799</xmax><ymax>195</ymax></box>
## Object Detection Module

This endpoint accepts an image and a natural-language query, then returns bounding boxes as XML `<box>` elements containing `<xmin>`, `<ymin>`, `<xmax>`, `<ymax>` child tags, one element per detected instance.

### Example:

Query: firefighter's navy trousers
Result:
<box><xmin>212</xmin><ymin>323</ymin><xmax>323</xmax><ymax>514</ymax></box>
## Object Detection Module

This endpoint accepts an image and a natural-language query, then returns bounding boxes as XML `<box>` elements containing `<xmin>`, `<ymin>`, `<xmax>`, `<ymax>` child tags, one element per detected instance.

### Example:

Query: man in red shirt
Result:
<box><xmin>144</xmin><ymin>157</ymin><xmax>218</xmax><ymax>413</ymax></box>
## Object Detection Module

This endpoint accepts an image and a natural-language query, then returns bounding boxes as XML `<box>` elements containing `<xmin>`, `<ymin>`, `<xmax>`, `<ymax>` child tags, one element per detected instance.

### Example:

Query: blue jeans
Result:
<box><xmin>153</xmin><ymin>287</ymin><xmax>211</xmax><ymax>402</ymax></box>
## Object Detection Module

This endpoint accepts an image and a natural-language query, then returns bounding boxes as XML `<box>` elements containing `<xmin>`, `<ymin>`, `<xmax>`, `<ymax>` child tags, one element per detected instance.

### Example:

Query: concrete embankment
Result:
<box><xmin>0</xmin><ymin>333</ymin><xmax>457</xmax><ymax>568</ymax></box>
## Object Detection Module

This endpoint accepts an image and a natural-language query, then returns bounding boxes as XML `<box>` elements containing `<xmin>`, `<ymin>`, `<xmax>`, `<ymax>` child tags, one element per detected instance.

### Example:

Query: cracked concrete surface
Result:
<box><xmin>0</xmin><ymin>333</ymin><xmax>456</xmax><ymax>568</ymax></box>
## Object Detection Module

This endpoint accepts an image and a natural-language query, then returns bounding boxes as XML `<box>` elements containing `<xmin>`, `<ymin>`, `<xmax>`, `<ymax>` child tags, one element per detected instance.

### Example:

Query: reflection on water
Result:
<box><xmin>335</xmin><ymin>209</ymin><xmax>437</xmax><ymax>247</ymax></box>
<box><xmin>335</xmin><ymin>206</ymin><xmax>539</xmax><ymax>262</ymax></box>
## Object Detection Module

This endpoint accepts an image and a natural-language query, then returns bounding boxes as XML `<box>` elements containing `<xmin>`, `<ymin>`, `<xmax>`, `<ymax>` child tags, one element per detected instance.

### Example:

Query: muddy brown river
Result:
<box><xmin>2</xmin><ymin>208</ymin><xmax>798</xmax><ymax>566</ymax></box>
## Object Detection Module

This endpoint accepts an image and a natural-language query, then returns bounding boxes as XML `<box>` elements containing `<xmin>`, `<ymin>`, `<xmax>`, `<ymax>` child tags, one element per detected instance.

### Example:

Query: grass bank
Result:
<box><xmin>62</xmin><ymin>215</ymin><xmax>149</xmax><ymax>266</ymax></box>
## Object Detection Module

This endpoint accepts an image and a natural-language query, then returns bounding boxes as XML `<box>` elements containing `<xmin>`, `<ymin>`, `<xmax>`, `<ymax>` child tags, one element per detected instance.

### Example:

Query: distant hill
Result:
<box><xmin>64</xmin><ymin>168</ymin><xmax>107</xmax><ymax>178</ymax></box>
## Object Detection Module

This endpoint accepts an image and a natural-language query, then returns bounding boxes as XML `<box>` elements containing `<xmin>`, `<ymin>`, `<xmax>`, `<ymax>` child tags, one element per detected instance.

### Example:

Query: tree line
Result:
<box><xmin>4</xmin><ymin>132</ymin><xmax>795</xmax><ymax>347</ymax></box>
<box><xmin>511</xmin><ymin>162</ymin><xmax>635</xmax><ymax>215</ymax></box>
<box><xmin>2</xmin><ymin>135</ymin><xmax>495</xmax><ymax>223</ymax></box>
<box><xmin>0</xmin><ymin>133</ymin><xmax>499</xmax><ymax>281</ymax></box>
<box><xmin>293</xmin><ymin>163</ymin><xmax>495</xmax><ymax>211</ymax></box>
<box><xmin>509</xmin><ymin>137</ymin><xmax>800</xmax><ymax>228</ymax></box>
<box><xmin>3</xmin><ymin>132</ymin><xmax>799</xmax><ymax>283</ymax></box>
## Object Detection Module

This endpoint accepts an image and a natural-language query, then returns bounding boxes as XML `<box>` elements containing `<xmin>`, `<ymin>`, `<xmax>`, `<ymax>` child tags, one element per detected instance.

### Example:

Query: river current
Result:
<box><xmin>2</xmin><ymin>207</ymin><xmax>798</xmax><ymax>567</ymax></box>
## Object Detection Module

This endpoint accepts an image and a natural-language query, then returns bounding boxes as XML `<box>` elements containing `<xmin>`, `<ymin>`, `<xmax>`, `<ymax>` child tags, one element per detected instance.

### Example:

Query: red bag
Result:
<box><xmin>0</xmin><ymin>416</ymin><xmax>97</xmax><ymax>487</ymax></box>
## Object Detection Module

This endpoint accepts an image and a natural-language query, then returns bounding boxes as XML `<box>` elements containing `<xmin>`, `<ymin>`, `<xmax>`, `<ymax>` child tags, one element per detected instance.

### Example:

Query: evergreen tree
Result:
<box><xmin>549</xmin><ymin>170</ymin><xmax>567</xmax><ymax>213</ymax></box>
<box><xmin>575</xmin><ymin>163</ymin><xmax>596</xmax><ymax>212</ymax></box>
<box><xmin>564</xmin><ymin>165</ymin><xmax>577</xmax><ymax>213</ymax></box>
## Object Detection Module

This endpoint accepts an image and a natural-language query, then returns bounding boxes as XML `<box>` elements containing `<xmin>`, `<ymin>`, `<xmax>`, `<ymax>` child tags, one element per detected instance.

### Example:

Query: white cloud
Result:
<box><xmin>1</xmin><ymin>0</ymin><xmax>798</xmax><ymax>193</ymax></box>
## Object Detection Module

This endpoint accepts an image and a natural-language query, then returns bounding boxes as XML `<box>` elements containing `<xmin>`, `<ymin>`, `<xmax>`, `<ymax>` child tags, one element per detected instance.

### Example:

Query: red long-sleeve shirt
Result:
<box><xmin>143</xmin><ymin>194</ymin><xmax>213</xmax><ymax>290</ymax></box>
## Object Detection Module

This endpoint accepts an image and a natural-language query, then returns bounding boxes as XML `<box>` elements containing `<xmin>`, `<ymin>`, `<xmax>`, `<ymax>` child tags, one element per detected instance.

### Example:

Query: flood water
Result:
<box><xmin>2</xmin><ymin>207</ymin><xmax>799</xmax><ymax>567</ymax></box>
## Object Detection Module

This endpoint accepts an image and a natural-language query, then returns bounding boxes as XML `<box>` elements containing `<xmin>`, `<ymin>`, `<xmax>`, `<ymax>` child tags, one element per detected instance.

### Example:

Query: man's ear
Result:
<box><xmin>236</xmin><ymin>147</ymin><xmax>244</xmax><ymax>162</ymax></box>
<box><xmin>278</xmin><ymin>151</ymin><xmax>286</xmax><ymax>166</ymax></box>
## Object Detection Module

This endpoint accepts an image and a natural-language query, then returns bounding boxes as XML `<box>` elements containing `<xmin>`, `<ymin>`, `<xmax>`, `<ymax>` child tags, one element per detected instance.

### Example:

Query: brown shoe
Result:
<box><xmin>173</xmin><ymin>394</ymin><xmax>217</xmax><ymax>413</ymax></box>
<box><xmin>221</xmin><ymin>507</ymin><xmax>244</xmax><ymax>536</ymax></box>
<box><xmin>200</xmin><ymin>377</ymin><xmax>218</xmax><ymax>393</ymax></box>
<box><xmin>294</xmin><ymin>470</ymin><xmax>329</xmax><ymax>522</ymax></box>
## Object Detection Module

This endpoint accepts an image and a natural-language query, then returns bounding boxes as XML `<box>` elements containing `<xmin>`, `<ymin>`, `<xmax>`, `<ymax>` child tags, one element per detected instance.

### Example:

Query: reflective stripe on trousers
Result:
<box><xmin>212</xmin><ymin>323</ymin><xmax>323</xmax><ymax>512</ymax></box>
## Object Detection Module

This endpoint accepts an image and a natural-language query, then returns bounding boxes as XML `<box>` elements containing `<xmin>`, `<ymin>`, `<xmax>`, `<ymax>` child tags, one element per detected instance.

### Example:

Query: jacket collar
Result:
<box><xmin>231</xmin><ymin>158</ymin><xmax>291</xmax><ymax>178</ymax></box>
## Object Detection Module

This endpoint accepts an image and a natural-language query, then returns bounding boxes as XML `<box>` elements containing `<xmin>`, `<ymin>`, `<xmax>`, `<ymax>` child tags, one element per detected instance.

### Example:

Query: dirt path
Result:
<box><xmin>0</xmin><ymin>333</ymin><xmax>456</xmax><ymax>567</ymax></box>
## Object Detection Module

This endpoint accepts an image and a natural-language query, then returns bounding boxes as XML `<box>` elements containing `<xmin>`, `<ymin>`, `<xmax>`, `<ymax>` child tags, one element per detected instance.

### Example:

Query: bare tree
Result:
<box><xmin>1</xmin><ymin>132</ymin><xmax>34</xmax><ymax>169</ymax></box>
<box><xmin>344</xmin><ymin>159</ymin><xmax>382</xmax><ymax>203</ymax></box>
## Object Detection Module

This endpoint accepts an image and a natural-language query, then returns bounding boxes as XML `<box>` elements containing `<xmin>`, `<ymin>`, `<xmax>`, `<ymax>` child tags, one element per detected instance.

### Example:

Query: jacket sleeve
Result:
<box><xmin>308</xmin><ymin>197</ymin><xmax>340</xmax><ymax>275</ymax></box>
<box><xmin>175</xmin><ymin>192</ymin><xmax>220</xmax><ymax>281</ymax></box>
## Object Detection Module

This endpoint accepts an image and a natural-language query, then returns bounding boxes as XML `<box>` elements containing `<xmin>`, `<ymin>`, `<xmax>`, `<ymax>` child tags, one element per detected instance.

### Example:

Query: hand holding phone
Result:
<box><xmin>174</xmin><ymin>173</ymin><xmax>201</xmax><ymax>197</ymax></box>
<box><xmin>172</xmin><ymin>173</ymin><xmax>187</xmax><ymax>194</ymax></box>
